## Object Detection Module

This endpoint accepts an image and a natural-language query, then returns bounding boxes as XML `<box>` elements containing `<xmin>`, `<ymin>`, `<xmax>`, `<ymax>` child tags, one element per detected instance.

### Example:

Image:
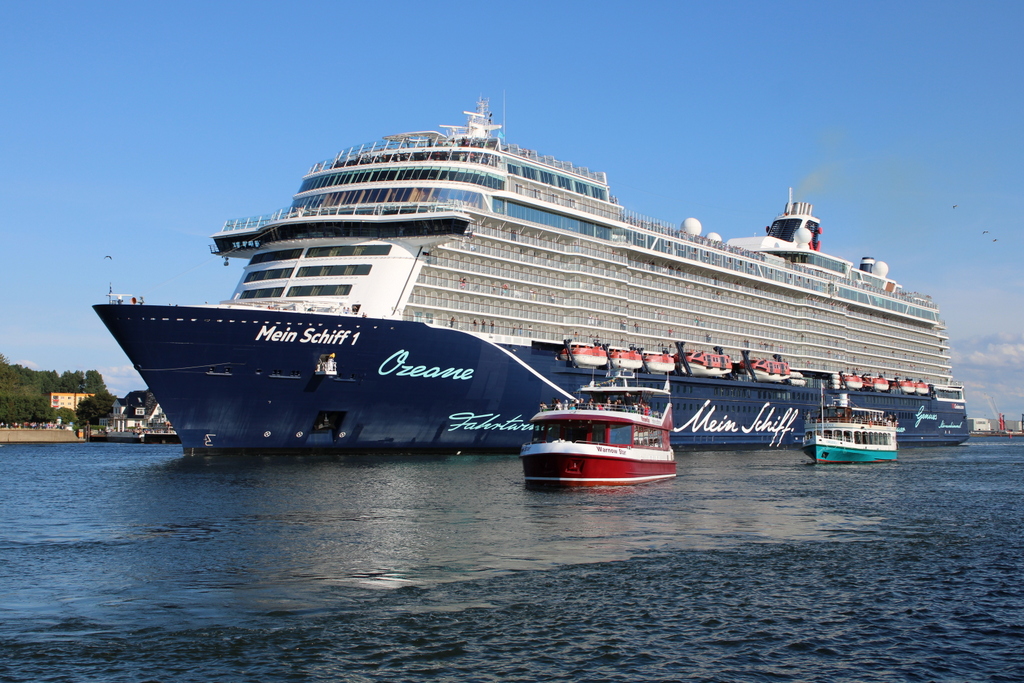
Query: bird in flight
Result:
<box><xmin>953</xmin><ymin>205</ymin><xmax>958</xmax><ymax>208</ymax></box>
<box><xmin>983</xmin><ymin>230</ymin><xmax>989</xmax><ymax>234</ymax></box>
<box><xmin>104</xmin><ymin>255</ymin><xmax>112</xmax><ymax>259</ymax></box>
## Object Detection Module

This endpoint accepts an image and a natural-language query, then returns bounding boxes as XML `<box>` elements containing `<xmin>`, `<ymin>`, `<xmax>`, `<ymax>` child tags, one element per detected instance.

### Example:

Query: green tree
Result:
<box><xmin>0</xmin><ymin>354</ymin><xmax>20</xmax><ymax>393</ymax></box>
<box><xmin>58</xmin><ymin>370</ymin><xmax>87</xmax><ymax>393</ymax></box>
<box><xmin>55</xmin><ymin>407</ymin><xmax>78</xmax><ymax>425</ymax></box>
<box><xmin>76</xmin><ymin>390</ymin><xmax>116</xmax><ymax>425</ymax></box>
<box><xmin>83</xmin><ymin>370</ymin><xmax>107</xmax><ymax>394</ymax></box>
<box><xmin>0</xmin><ymin>394</ymin><xmax>56</xmax><ymax>423</ymax></box>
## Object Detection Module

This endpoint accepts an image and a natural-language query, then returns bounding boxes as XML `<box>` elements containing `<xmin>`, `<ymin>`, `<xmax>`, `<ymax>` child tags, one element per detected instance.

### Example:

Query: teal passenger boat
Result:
<box><xmin>802</xmin><ymin>394</ymin><xmax>898</xmax><ymax>463</ymax></box>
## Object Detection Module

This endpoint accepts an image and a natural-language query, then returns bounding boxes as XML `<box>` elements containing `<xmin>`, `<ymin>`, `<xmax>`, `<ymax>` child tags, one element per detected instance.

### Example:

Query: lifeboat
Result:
<box><xmin>788</xmin><ymin>370</ymin><xmax>807</xmax><ymax>387</ymax></box>
<box><xmin>609</xmin><ymin>348</ymin><xmax>643</xmax><ymax>370</ymax></box>
<box><xmin>897</xmin><ymin>378</ymin><xmax>917</xmax><ymax>395</ymax></box>
<box><xmin>914</xmin><ymin>380</ymin><xmax>929</xmax><ymax>396</ymax></box>
<box><xmin>681</xmin><ymin>350</ymin><xmax>733</xmax><ymax>377</ymax></box>
<box><xmin>842</xmin><ymin>374</ymin><xmax>864</xmax><ymax>390</ymax></box>
<box><xmin>558</xmin><ymin>344</ymin><xmax>609</xmax><ymax>368</ymax></box>
<box><xmin>871</xmin><ymin>376</ymin><xmax>890</xmax><ymax>392</ymax></box>
<box><xmin>743</xmin><ymin>358</ymin><xmax>790</xmax><ymax>383</ymax></box>
<box><xmin>642</xmin><ymin>351</ymin><xmax>676</xmax><ymax>374</ymax></box>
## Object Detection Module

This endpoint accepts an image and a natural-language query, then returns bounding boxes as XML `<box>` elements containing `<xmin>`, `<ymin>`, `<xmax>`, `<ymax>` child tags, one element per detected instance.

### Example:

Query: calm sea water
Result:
<box><xmin>1</xmin><ymin>440</ymin><xmax>1022</xmax><ymax>682</ymax></box>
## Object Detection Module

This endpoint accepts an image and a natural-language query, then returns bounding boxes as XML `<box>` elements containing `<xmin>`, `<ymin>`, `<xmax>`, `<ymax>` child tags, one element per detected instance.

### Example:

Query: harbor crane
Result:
<box><xmin>982</xmin><ymin>394</ymin><xmax>1006</xmax><ymax>432</ymax></box>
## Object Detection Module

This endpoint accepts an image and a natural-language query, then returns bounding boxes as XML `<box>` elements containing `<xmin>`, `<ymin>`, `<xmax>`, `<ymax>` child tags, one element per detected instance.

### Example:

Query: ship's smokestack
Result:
<box><xmin>860</xmin><ymin>256</ymin><xmax>875</xmax><ymax>273</ymax></box>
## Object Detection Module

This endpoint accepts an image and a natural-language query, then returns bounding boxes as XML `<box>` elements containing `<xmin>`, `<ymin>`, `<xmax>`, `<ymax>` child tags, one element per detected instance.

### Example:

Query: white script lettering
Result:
<box><xmin>447</xmin><ymin>412</ymin><xmax>533</xmax><ymax>432</ymax></box>
<box><xmin>378</xmin><ymin>350</ymin><xmax>474</xmax><ymax>381</ymax></box>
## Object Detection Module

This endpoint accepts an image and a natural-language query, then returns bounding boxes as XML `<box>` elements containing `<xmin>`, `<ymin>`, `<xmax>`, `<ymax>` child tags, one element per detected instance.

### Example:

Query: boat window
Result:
<box><xmin>307</xmin><ymin>245</ymin><xmax>392</xmax><ymax>258</ymax></box>
<box><xmin>844</xmin><ymin>431</ymin><xmax>852</xmax><ymax>442</ymax></box>
<box><xmin>294</xmin><ymin>186</ymin><xmax>484</xmax><ymax>210</ymax></box>
<box><xmin>239</xmin><ymin>287</ymin><xmax>284</xmax><ymax>299</ymax></box>
<box><xmin>532</xmin><ymin>423</ymin><xmax>561</xmax><ymax>443</ymax></box>
<box><xmin>565</xmin><ymin>425</ymin><xmax>590</xmax><ymax>443</ymax></box>
<box><xmin>608</xmin><ymin>424</ymin><xmax>632</xmax><ymax>445</ymax></box>
<box><xmin>249</xmin><ymin>248</ymin><xmax>303</xmax><ymax>265</ymax></box>
<box><xmin>244</xmin><ymin>267</ymin><xmax>294</xmax><ymax>283</ymax></box>
<box><xmin>493</xmin><ymin>200</ymin><xmax>612</xmax><ymax>241</ymax></box>
<box><xmin>297</xmin><ymin>264</ymin><xmax>372</xmax><ymax>277</ymax></box>
<box><xmin>286</xmin><ymin>284</ymin><xmax>353</xmax><ymax>297</ymax></box>
<box><xmin>590</xmin><ymin>424</ymin><xmax>609</xmax><ymax>444</ymax></box>
<box><xmin>633</xmin><ymin>425</ymin><xmax>663</xmax><ymax>448</ymax></box>
<box><xmin>298</xmin><ymin>165</ymin><xmax>505</xmax><ymax>193</ymax></box>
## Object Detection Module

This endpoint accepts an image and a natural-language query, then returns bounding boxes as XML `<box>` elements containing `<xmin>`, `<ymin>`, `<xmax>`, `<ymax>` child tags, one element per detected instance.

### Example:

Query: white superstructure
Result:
<box><xmin>209</xmin><ymin>100</ymin><xmax>954</xmax><ymax>387</ymax></box>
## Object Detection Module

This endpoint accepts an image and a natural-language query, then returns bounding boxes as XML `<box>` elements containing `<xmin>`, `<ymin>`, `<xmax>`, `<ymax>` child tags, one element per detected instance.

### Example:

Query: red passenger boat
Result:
<box><xmin>520</xmin><ymin>373</ymin><xmax>675</xmax><ymax>487</ymax></box>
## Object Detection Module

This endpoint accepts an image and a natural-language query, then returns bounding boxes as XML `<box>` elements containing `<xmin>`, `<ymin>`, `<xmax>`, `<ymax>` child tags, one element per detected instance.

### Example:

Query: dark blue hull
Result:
<box><xmin>95</xmin><ymin>305</ymin><xmax>969</xmax><ymax>454</ymax></box>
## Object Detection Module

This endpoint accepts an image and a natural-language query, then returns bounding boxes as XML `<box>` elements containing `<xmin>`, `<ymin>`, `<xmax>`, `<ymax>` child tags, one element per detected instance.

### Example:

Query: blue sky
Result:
<box><xmin>1</xmin><ymin>1</ymin><xmax>1021</xmax><ymax>421</ymax></box>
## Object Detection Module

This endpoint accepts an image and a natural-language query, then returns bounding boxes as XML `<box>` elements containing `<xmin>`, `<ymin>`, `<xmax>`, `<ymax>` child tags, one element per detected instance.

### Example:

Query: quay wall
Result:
<box><xmin>0</xmin><ymin>429</ymin><xmax>83</xmax><ymax>444</ymax></box>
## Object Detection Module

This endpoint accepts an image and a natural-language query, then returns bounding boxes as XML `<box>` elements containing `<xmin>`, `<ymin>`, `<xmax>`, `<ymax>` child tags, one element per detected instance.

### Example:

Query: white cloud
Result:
<box><xmin>97</xmin><ymin>364</ymin><xmax>146</xmax><ymax>396</ymax></box>
<box><xmin>14</xmin><ymin>359</ymin><xmax>39</xmax><ymax>369</ymax></box>
<box><xmin>950</xmin><ymin>333</ymin><xmax>1024</xmax><ymax>419</ymax></box>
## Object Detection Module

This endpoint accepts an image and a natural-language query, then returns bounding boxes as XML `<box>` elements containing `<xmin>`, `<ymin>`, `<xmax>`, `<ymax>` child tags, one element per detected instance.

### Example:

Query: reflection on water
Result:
<box><xmin>2</xmin><ymin>440</ymin><xmax>1023</xmax><ymax>681</ymax></box>
<box><xmin>0</xmin><ymin>444</ymin><xmax>975</xmax><ymax>600</ymax></box>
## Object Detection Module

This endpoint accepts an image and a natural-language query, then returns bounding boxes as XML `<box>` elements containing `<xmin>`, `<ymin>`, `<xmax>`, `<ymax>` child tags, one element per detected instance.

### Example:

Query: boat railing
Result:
<box><xmin>539</xmin><ymin>401</ymin><xmax>661</xmax><ymax>418</ymax></box>
<box><xmin>808</xmin><ymin>413</ymin><xmax>896</xmax><ymax>427</ymax></box>
<box><xmin>220</xmin><ymin>201</ymin><xmax>471</xmax><ymax>233</ymax></box>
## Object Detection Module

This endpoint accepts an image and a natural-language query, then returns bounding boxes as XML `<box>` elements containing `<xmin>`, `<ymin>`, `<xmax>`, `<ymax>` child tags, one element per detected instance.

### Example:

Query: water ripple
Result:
<box><xmin>1</xmin><ymin>442</ymin><xmax>1023</xmax><ymax>680</ymax></box>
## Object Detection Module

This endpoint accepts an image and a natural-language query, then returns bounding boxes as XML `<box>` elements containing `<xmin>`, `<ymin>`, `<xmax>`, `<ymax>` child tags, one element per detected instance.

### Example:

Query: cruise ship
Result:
<box><xmin>95</xmin><ymin>100</ymin><xmax>968</xmax><ymax>455</ymax></box>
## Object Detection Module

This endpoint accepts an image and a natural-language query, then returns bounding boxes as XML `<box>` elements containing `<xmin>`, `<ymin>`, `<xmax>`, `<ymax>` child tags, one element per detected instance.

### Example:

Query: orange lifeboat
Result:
<box><xmin>871</xmin><ymin>376</ymin><xmax>890</xmax><ymax>392</ymax></box>
<box><xmin>683</xmin><ymin>350</ymin><xmax>733</xmax><ymax>377</ymax></box>
<box><xmin>642</xmin><ymin>351</ymin><xmax>675</xmax><ymax>374</ymax></box>
<box><xmin>743</xmin><ymin>358</ymin><xmax>790</xmax><ymax>383</ymax></box>
<box><xmin>897</xmin><ymin>378</ymin><xmax>917</xmax><ymax>395</ymax></box>
<box><xmin>609</xmin><ymin>348</ymin><xmax>643</xmax><ymax>370</ymax></box>
<box><xmin>914</xmin><ymin>380</ymin><xmax>929</xmax><ymax>395</ymax></box>
<box><xmin>558</xmin><ymin>344</ymin><xmax>609</xmax><ymax>368</ymax></box>
<box><xmin>842</xmin><ymin>374</ymin><xmax>864</xmax><ymax>390</ymax></box>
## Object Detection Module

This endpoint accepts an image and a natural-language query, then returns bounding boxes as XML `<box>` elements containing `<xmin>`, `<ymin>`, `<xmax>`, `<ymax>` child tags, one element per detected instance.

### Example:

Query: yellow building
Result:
<box><xmin>49</xmin><ymin>393</ymin><xmax>94</xmax><ymax>410</ymax></box>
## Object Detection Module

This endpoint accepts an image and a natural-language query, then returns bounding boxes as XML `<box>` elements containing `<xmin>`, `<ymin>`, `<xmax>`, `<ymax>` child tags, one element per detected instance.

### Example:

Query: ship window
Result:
<box><xmin>565</xmin><ymin>424</ymin><xmax>590</xmax><ymax>443</ymax></box>
<box><xmin>532</xmin><ymin>423</ymin><xmax>560</xmax><ymax>443</ymax></box>
<box><xmin>244</xmin><ymin>267</ymin><xmax>293</xmax><ymax>283</ymax></box>
<box><xmin>286</xmin><ymin>284</ymin><xmax>353</xmax><ymax>297</ymax></box>
<box><xmin>590</xmin><ymin>424</ymin><xmax>609</xmax><ymax>444</ymax></box>
<box><xmin>239</xmin><ymin>287</ymin><xmax>284</xmax><ymax>299</ymax></box>
<box><xmin>250</xmin><ymin>249</ymin><xmax>303</xmax><ymax>265</ymax></box>
<box><xmin>307</xmin><ymin>245</ymin><xmax>392</xmax><ymax>258</ymax></box>
<box><xmin>608</xmin><ymin>424</ymin><xmax>632</xmax><ymax>445</ymax></box>
<box><xmin>297</xmin><ymin>264</ymin><xmax>372</xmax><ymax>277</ymax></box>
<box><xmin>294</xmin><ymin>186</ymin><xmax>484</xmax><ymax>210</ymax></box>
<box><xmin>633</xmin><ymin>425</ymin><xmax>663</xmax><ymax>448</ymax></box>
<box><xmin>499</xmin><ymin>201</ymin><xmax>612</xmax><ymax>241</ymax></box>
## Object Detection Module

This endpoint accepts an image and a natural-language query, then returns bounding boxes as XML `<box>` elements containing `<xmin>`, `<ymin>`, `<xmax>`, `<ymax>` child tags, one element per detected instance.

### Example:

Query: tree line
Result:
<box><xmin>0</xmin><ymin>353</ymin><xmax>116</xmax><ymax>425</ymax></box>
